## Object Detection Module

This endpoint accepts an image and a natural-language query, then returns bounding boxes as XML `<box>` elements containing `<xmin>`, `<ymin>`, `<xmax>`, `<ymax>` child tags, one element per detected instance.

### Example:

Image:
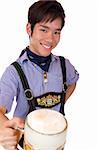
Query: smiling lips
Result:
<box><xmin>40</xmin><ymin>43</ymin><xmax>52</xmax><ymax>50</ymax></box>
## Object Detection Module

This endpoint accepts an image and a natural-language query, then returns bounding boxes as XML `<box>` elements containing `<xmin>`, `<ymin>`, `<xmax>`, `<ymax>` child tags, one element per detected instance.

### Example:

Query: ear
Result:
<box><xmin>26</xmin><ymin>23</ymin><xmax>32</xmax><ymax>36</ymax></box>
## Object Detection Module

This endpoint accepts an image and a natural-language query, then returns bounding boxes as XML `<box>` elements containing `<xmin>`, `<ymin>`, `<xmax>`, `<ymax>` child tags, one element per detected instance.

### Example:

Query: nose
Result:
<box><xmin>46</xmin><ymin>32</ymin><xmax>54</xmax><ymax>43</ymax></box>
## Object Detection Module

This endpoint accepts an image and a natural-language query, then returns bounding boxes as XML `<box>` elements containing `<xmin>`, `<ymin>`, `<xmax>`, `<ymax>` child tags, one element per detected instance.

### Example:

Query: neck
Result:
<box><xmin>29</xmin><ymin>46</ymin><xmax>40</xmax><ymax>56</ymax></box>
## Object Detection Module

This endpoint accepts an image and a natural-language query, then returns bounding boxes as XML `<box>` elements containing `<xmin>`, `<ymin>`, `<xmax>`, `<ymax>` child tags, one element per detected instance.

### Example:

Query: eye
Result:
<box><xmin>40</xmin><ymin>28</ymin><xmax>47</xmax><ymax>33</ymax></box>
<box><xmin>54</xmin><ymin>31</ymin><xmax>61</xmax><ymax>35</ymax></box>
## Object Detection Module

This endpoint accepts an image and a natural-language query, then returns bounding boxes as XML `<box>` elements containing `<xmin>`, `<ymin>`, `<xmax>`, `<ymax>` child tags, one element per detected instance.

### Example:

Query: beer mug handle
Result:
<box><xmin>16</xmin><ymin>127</ymin><xmax>24</xmax><ymax>140</ymax></box>
<box><xmin>16</xmin><ymin>127</ymin><xmax>24</xmax><ymax>133</ymax></box>
<box><xmin>15</xmin><ymin>127</ymin><xmax>24</xmax><ymax>150</ymax></box>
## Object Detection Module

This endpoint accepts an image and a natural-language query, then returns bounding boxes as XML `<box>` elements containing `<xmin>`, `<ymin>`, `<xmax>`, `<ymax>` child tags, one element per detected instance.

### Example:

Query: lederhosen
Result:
<box><xmin>12</xmin><ymin>56</ymin><xmax>67</xmax><ymax>148</ymax></box>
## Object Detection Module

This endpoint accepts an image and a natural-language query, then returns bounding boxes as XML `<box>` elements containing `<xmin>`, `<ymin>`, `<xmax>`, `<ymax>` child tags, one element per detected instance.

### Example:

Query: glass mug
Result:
<box><xmin>23</xmin><ymin>109</ymin><xmax>68</xmax><ymax>150</ymax></box>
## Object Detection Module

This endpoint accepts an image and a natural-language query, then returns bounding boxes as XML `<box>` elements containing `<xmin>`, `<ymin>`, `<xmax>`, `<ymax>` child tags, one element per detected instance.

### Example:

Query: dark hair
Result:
<box><xmin>28</xmin><ymin>0</ymin><xmax>65</xmax><ymax>32</ymax></box>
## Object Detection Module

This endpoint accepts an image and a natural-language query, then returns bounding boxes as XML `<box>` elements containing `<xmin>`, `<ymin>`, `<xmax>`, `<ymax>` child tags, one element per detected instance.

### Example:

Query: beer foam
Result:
<box><xmin>27</xmin><ymin>109</ymin><xmax>66</xmax><ymax>134</ymax></box>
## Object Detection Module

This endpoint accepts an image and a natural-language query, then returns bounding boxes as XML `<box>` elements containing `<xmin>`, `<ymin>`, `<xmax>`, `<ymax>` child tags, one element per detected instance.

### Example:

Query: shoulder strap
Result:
<box><xmin>12</xmin><ymin>62</ymin><xmax>29</xmax><ymax>91</ymax></box>
<box><xmin>59</xmin><ymin>56</ymin><xmax>67</xmax><ymax>115</ymax></box>
<box><xmin>11</xmin><ymin>61</ymin><xmax>36</xmax><ymax>111</ymax></box>
<box><xmin>59</xmin><ymin>56</ymin><xmax>67</xmax><ymax>91</ymax></box>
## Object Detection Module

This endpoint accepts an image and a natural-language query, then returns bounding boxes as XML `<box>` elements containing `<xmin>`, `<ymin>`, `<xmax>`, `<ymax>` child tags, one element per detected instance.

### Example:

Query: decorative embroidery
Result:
<box><xmin>37</xmin><ymin>94</ymin><xmax>61</xmax><ymax>107</ymax></box>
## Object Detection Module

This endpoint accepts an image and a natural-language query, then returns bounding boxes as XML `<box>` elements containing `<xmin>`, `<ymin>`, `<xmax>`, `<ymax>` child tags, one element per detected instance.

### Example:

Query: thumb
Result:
<box><xmin>4</xmin><ymin>117</ymin><xmax>25</xmax><ymax>129</ymax></box>
<box><xmin>12</xmin><ymin>117</ymin><xmax>25</xmax><ymax>129</ymax></box>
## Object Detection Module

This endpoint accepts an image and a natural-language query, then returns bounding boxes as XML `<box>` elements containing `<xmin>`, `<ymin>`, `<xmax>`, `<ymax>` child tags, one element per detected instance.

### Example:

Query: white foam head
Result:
<box><xmin>27</xmin><ymin>109</ymin><xmax>67</xmax><ymax>134</ymax></box>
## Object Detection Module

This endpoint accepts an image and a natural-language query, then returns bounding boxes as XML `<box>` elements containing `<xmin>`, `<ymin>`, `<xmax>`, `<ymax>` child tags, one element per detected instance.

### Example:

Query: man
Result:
<box><xmin>0</xmin><ymin>1</ymin><xmax>79</xmax><ymax>150</ymax></box>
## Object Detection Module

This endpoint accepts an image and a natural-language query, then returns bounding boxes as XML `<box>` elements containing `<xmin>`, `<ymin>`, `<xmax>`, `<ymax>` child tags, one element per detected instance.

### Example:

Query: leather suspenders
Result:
<box><xmin>12</xmin><ymin>56</ymin><xmax>67</xmax><ymax>115</ymax></box>
<box><xmin>59</xmin><ymin>56</ymin><xmax>67</xmax><ymax>115</ymax></box>
<box><xmin>12</xmin><ymin>62</ymin><xmax>36</xmax><ymax>113</ymax></box>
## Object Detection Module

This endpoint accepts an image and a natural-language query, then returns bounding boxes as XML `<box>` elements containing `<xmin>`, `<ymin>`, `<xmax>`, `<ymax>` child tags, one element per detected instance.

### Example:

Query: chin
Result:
<box><xmin>40</xmin><ymin>50</ymin><xmax>51</xmax><ymax>57</ymax></box>
<box><xmin>41</xmin><ymin>53</ymin><xmax>51</xmax><ymax>57</ymax></box>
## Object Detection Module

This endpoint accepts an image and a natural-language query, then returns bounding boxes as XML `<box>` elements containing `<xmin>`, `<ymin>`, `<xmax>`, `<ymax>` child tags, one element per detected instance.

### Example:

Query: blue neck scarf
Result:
<box><xmin>26</xmin><ymin>47</ymin><xmax>51</xmax><ymax>72</ymax></box>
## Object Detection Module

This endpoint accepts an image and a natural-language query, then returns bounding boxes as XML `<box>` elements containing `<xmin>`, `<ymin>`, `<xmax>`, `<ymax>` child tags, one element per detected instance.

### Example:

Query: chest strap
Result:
<box><xmin>59</xmin><ymin>56</ymin><xmax>67</xmax><ymax>115</ymax></box>
<box><xmin>12</xmin><ymin>62</ymin><xmax>36</xmax><ymax>112</ymax></box>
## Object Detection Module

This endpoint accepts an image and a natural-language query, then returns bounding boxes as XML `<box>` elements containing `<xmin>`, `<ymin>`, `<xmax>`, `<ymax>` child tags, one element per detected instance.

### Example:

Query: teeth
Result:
<box><xmin>43</xmin><ymin>44</ymin><xmax>51</xmax><ymax>49</ymax></box>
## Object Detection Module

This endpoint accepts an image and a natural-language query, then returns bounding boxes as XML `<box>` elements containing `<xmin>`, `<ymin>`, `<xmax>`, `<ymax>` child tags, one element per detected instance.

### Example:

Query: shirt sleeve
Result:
<box><xmin>0</xmin><ymin>65</ymin><xmax>19</xmax><ymax>113</ymax></box>
<box><xmin>66</xmin><ymin>59</ymin><xmax>79</xmax><ymax>85</ymax></box>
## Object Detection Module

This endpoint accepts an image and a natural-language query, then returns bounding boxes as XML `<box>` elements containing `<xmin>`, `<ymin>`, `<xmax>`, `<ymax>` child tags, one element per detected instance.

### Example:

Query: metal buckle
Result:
<box><xmin>62</xmin><ymin>82</ymin><xmax>67</xmax><ymax>92</ymax></box>
<box><xmin>24</xmin><ymin>89</ymin><xmax>33</xmax><ymax>100</ymax></box>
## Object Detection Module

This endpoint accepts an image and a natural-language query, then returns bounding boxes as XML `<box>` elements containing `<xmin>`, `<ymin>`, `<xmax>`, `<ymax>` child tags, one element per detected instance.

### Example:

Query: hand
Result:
<box><xmin>0</xmin><ymin>117</ymin><xmax>25</xmax><ymax>150</ymax></box>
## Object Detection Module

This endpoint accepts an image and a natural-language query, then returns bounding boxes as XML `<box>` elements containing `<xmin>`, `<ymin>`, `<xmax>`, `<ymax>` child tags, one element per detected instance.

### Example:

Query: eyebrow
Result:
<box><xmin>40</xmin><ymin>25</ymin><xmax>61</xmax><ymax>31</ymax></box>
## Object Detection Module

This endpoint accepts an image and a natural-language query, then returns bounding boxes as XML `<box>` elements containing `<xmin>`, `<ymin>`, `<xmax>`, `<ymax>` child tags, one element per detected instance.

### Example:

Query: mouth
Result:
<box><xmin>40</xmin><ymin>43</ymin><xmax>52</xmax><ymax>50</ymax></box>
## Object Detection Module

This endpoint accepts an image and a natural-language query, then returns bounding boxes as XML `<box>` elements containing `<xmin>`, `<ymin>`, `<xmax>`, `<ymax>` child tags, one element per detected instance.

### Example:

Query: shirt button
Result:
<box><xmin>34</xmin><ymin>64</ymin><xmax>37</xmax><ymax>67</ymax></box>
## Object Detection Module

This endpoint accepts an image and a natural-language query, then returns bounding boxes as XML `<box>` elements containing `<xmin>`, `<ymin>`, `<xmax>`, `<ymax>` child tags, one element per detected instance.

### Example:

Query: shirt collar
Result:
<box><xmin>51</xmin><ymin>54</ymin><xmax>59</xmax><ymax>62</ymax></box>
<box><xmin>19</xmin><ymin>50</ymin><xmax>28</xmax><ymax>63</ymax></box>
<box><xmin>18</xmin><ymin>48</ymin><xmax>59</xmax><ymax>64</ymax></box>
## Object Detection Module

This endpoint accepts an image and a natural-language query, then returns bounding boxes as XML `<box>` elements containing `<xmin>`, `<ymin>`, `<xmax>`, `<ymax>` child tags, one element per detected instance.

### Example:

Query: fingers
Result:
<box><xmin>2</xmin><ymin>146</ymin><xmax>17</xmax><ymax>150</ymax></box>
<box><xmin>0</xmin><ymin>127</ymin><xmax>17</xmax><ymax>138</ymax></box>
<box><xmin>0</xmin><ymin>134</ymin><xmax>19</xmax><ymax>150</ymax></box>
<box><xmin>0</xmin><ymin>131</ymin><xmax>18</xmax><ymax>150</ymax></box>
<box><xmin>12</xmin><ymin>117</ymin><xmax>25</xmax><ymax>128</ymax></box>
<box><xmin>1</xmin><ymin>140</ymin><xmax>17</xmax><ymax>149</ymax></box>
<box><xmin>4</xmin><ymin>117</ymin><xmax>25</xmax><ymax>129</ymax></box>
<box><xmin>0</xmin><ymin>126</ymin><xmax>20</xmax><ymax>150</ymax></box>
<box><xmin>0</xmin><ymin>118</ymin><xmax>25</xmax><ymax>150</ymax></box>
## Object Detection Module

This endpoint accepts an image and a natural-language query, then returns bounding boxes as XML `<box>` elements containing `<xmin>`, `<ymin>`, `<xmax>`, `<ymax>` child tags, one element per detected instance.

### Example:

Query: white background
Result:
<box><xmin>0</xmin><ymin>0</ymin><xmax>99</xmax><ymax>150</ymax></box>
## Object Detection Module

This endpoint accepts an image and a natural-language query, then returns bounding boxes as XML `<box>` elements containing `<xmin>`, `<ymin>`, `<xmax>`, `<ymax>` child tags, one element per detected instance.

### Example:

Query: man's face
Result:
<box><xmin>27</xmin><ymin>18</ymin><xmax>62</xmax><ymax>56</ymax></box>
